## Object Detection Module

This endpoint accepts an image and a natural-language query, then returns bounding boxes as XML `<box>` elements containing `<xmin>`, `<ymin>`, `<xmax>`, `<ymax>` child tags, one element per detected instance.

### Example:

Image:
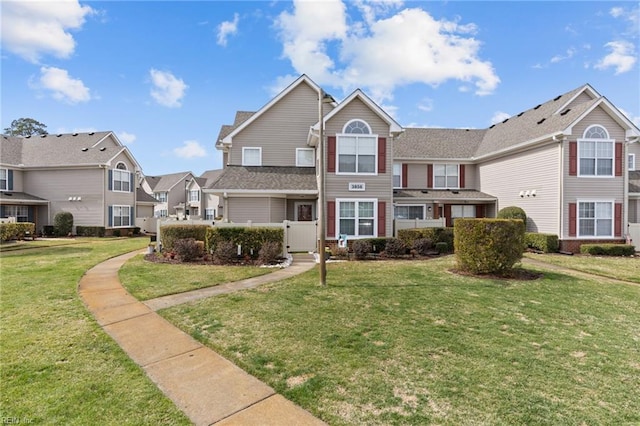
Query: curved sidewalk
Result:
<box><xmin>78</xmin><ymin>251</ymin><xmax>324</xmax><ymax>426</ymax></box>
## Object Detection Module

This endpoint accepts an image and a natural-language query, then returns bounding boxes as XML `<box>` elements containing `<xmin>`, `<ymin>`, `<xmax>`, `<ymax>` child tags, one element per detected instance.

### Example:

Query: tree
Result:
<box><xmin>3</xmin><ymin>118</ymin><xmax>48</xmax><ymax>136</ymax></box>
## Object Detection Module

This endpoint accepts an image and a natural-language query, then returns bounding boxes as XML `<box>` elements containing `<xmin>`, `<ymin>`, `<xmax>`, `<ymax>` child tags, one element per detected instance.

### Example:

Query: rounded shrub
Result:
<box><xmin>454</xmin><ymin>218</ymin><xmax>525</xmax><ymax>275</ymax></box>
<box><xmin>384</xmin><ymin>238</ymin><xmax>407</xmax><ymax>257</ymax></box>
<box><xmin>412</xmin><ymin>238</ymin><xmax>433</xmax><ymax>255</ymax></box>
<box><xmin>352</xmin><ymin>239</ymin><xmax>372</xmax><ymax>259</ymax></box>
<box><xmin>258</xmin><ymin>241</ymin><xmax>283</xmax><ymax>264</ymax></box>
<box><xmin>497</xmin><ymin>206</ymin><xmax>527</xmax><ymax>223</ymax></box>
<box><xmin>54</xmin><ymin>211</ymin><xmax>74</xmax><ymax>236</ymax></box>
<box><xmin>174</xmin><ymin>238</ymin><xmax>204</xmax><ymax>262</ymax></box>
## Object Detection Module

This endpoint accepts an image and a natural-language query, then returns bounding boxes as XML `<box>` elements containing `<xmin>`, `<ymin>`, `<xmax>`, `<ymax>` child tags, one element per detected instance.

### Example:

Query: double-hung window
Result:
<box><xmin>242</xmin><ymin>147</ymin><xmax>262</xmax><ymax>166</ymax></box>
<box><xmin>0</xmin><ymin>169</ymin><xmax>7</xmax><ymax>191</ymax></box>
<box><xmin>112</xmin><ymin>205</ymin><xmax>131</xmax><ymax>227</ymax></box>
<box><xmin>578</xmin><ymin>201</ymin><xmax>612</xmax><ymax>237</ymax></box>
<box><xmin>296</xmin><ymin>148</ymin><xmax>315</xmax><ymax>167</ymax></box>
<box><xmin>189</xmin><ymin>190</ymin><xmax>200</xmax><ymax>202</ymax></box>
<box><xmin>629</xmin><ymin>153</ymin><xmax>636</xmax><ymax>171</ymax></box>
<box><xmin>394</xmin><ymin>205</ymin><xmax>424</xmax><ymax>220</ymax></box>
<box><xmin>155</xmin><ymin>192</ymin><xmax>167</xmax><ymax>202</ymax></box>
<box><xmin>205</xmin><ymin>208</ymin><xmax>216</xmax><ymax>220</ymax></box>
<box><xmin>113</xmin><ymin>163</ymin><xmax>131</xmax><ymax>192</ymax></box>
<box><xmin>393</xmin><ymin>163</ymin><xmax>402</xmax><ymax>188</ymax></box>
<box><xmin>337</xmin><ymin>120</ymin><xmax>377</xmax><ymax>174</ymax></box>
<box><xmin>434</xmin><ymin>164</ymin><xmax>459</xmax><ymax>188</ymax></box>
<box><xmin>338</xmin><ymin>199</ymin><xmax>376</xmax><ymax>237</ymax></box>
<box><xmin>578</xmin><ymin>125</ymin><xmax>613</xmax><ymax>177</ymax></box>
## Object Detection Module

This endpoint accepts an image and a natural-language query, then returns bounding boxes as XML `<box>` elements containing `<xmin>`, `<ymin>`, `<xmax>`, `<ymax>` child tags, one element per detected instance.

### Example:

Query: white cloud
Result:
<box><xmin>490</xmin><ymin>111</ymin><xmax>511</xmax><ymax>125</ymax></box>
<box><xmin>217</xmin><ymin>13</ymin><xmax>239</xmax><ymax>46</ymax></box>
<box><xmin>550</xmin><ymin>48</ymin><xmax>576</xmax><ymax>64</ymax></box>
<box><xmin>149</xmin><ymin>69</ymin><xmax>188</xmax><ymax>107</ymax></box>
<box><xmin>594</xmin><ymin>40</ymin><xmax>637</xmax><ymax>74</ymax></box>
<box><xmin>117</xmin><ymin>131</ymin><xmax>136</xmax><ymax>145</ymax></box>
<box><xmin>1</xmin><ymin>0</ymin><xmax>95</xmax><ymax>63</ymax></box>
<box><xmin>417</xmin><ymin>98</ymin><xmax>433</xmax><ymax>112</ymax></box>
<box><xmin>33</xmin><ymin>66</ymin><xmax>91</xmax><ymax>103</ymax></box>
<box><xmin>173</xmin><ymin>140</ymin><xmax>207</xmax><ymax>159</ymax></box>
<box><xmin>275</xmin><ymin>2</ymin><xmax>499</xmax><ymax>102</ymax></box>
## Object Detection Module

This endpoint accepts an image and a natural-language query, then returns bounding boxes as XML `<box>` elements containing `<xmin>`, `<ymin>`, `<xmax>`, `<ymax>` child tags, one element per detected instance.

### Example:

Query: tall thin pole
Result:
<box><xmin>318</xmin><ymin>91</ymin><xmax>327</xmax><ymax>286</ymax></box>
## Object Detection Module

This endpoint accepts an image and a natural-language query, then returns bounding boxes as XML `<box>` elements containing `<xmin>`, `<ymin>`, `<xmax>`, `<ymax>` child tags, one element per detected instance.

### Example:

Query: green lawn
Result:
<box><xmin>525</xmin><ymin>252</ymin><xmax>640</xmax><ymax>283</ymax></box>
<box><xmin>160</xmin><ymin>256</ymin><xmax>640</xmax><ymax>425</ymax></box>
<box><xmin>0</xmin><ymin>238</ymin><xmax>190</xmax><ymax>425</ymax></box>
<box><xmin>119</xmin><ymin>254</ymin><xmax>273</xmax><ymax>300</ymax></box>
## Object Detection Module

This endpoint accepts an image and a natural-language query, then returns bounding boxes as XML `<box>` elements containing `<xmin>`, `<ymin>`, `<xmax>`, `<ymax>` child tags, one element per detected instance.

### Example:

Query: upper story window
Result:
<box><xmin>629</xmin><ymin>153</ymin><xmax>636</xmax><ymax>171</ymax></box>
<box><xmin>434</xmin><ymin>164</ymin><xmax>459</xmax><ymax>188</ymax></box>
<box><xmin>155</xmin><ymin>192</ymin><xmax>167</xmax><ymax>202</ymax></box>
<box><xmin>393</xmin><ymin>163</ymin><xmax>402</xmax><ymax>188</ymax></box>
<box><xmin>578</xmin><ymin>125</ymin><xmax>613</xmax><ymax>177</ymax></box>
<box><xmin>242</xmin><ymin>147</ymin><xmax>262</xmax><ymax>166</ymax></box>
<box><xmin>0</xmin><ymin>169</ymin><xmax>7</xmax><ymax>191</ymax></box>
<box><xmin>189</xmin><ymin>189</ymin><xmax>200</xmax><ymax>202</ymax></box>
<box><xmin>296</xmin><ymin>148</ymin><xmax>314</xmax><ymax>167</ymax></box>
<box><xmin>113</xmin><ymin>162</ymin><xmax>131</xmax><ymax>192</ymax></box>
<box><xmin>338</xmin><ymin>120</ymin><xmax>377</xmax><ymax>174</ymax></box>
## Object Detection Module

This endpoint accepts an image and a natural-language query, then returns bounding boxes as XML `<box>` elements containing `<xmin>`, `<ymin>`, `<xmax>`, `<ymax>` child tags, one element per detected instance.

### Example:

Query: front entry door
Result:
<box><xmin>295</xmin><ymin>203</ymin><xmax>314</xmax><ymax>221</ymax></box>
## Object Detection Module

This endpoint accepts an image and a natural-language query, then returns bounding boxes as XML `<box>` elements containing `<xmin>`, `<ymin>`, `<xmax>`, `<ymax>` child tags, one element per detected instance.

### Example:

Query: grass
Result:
<box><xmin>159</xmin><ymin>256</ymin><xmax>640</xmax><ymax>425</ymax></box>
<box><xmin>524</xmin><ymin>252</ymin><xmax>640</xmax><ymax>283</ymax></box>
<box><xmin>118</xmin><ymin>254</ymin><xmax>273</xmax><ymax>300</ymax></box>
<box><xmin>0</xmin><ymin>238</ymin><xmax>191</xmax><ymax>425</ymax></box>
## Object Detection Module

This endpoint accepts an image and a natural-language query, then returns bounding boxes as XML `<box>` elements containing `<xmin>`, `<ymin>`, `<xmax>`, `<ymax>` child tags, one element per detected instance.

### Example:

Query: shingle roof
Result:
<box><xmin>394</xmin><ymin>189</ymin><xmax>497</xmax><ymax>201</ymax></box>
<box><xmin>0</xmin><ymin>191</ymin><xmax>48</xmax><ymax>203</ymax></box>
<box><xmin>136</xmin><ymin>188</ymin><xmax>157</xmax><ymax>203</ymax></box>
<box><xmin>209</xmin><ymin>166</ymin><xmax>317</xmax><ymax>192</ymax></box>
<box><xmin>1</xmin><ymin>131</ymin><xmax>127</xmax><ymax>167</ymax></box>
<box><xmin>394</xmin><ymin>128</ymin><xmax>486</xmax><ymax>159</ymax></box>
<box><xmin>200</xmin><ymin>169</ymin><xmax>224</xmax><ymax>188</ymax></box>
<box><xmin>144</xmin><ymin>172</ymin><xmax>192</xmax><ymax>192</ymax></box>
<box><xmin>216</xmin><ymin>111</ymin><xmax>255</xmax><ymax>144</ymax></box>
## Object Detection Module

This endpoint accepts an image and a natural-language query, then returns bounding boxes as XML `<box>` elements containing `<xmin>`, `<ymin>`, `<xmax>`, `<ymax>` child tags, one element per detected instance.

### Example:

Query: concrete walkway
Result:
<box><xmin>78</xmin><ymin>251</ymin><xmax>325</xmax><ymax>426</ymax></box>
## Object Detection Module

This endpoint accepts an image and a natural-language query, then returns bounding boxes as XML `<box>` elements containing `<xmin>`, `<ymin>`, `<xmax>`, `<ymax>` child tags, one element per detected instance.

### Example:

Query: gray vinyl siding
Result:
<box><xmin>23</xmin><ymin>168</ymin><xmax>107</xmax><ymax>227</ymax></box>
<box><xmin>229</xmin><ymin>83</ymin><xmax>319</xmax><ymax>167</ymax></box>
<box><xmin>402</xmin><ymin>162</ymin><xmax>478</xmax><ymax>189</ymax></box>
<box><xmin>324</xmin><ymin>98</ymin><xmax>394</xmax><ymax>237</ymax></box>
<box><xmin>227</xmin><ymin>197</ymin><xmax>270</xmax><ymax>223</ymax></box>
<box><xmin>5</xmin><ymin>168</ymin><xmax>23</xmax><ymax>192</ymax></box>
<box><xmin>478</xmin><ymin>142</ymin><xmax>560</xmax><ymax>234</ymax></box>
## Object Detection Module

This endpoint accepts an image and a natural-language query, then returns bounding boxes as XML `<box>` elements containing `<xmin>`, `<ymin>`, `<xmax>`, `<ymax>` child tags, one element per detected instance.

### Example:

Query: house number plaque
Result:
<box><xmin>349</xmin><ymin>182</ymin><xmax>366</xmax><ymax>191</ymax></box>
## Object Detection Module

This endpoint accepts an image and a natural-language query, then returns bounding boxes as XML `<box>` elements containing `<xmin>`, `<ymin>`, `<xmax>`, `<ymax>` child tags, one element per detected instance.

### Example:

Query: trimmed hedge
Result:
<box><xmin>0</xmin><ymin>222</ymin><xmax>35</xmax><ymax>242</ymax></box>
<box><xmin>160</xmin><ymin>224</ymin><xmax>209</xmax><ymax>251</ymax></box>
<box><xmin>54</xmin><ymin>211</ymin><xmax>73</xmax><ymax>236</ymax></box>
<box><xmin>525</xmin><ymin>232</ymin><xmax>559</xmax><ymax>253</ymax></box>
<box><xmin>454</xmin><ymin>219</ymin><xmax>525</xmax><ymax>275</ymax></box>
<box><xmin>76</xmin><ymin>226</ymin><xmax>106</xmax><ymax>237</ymax></box>
<box><xmin>580</xmin><ymin>244</ymin><xmax>635</xmax><ymax>256</ymax></box>
<box><xmin>205</xmin><ymin>226</ymin><xmax>284</xmax><ymax>258</ymax></box>
<box><xmin>397</xmin><ymin>227</ymin><xmax>454</xmax><ymax>253</ymax></box>
<box><xmin>497</xmin><ymin>206</ymin><xmax>527</xmax><ymax>223</ymax></box>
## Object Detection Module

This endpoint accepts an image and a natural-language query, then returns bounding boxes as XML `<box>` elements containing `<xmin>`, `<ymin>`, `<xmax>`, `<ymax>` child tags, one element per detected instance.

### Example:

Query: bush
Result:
<box><xmin>258</xmin><ymin>241</ymin><xmax>283</xmax><ymax>264</ymax></box>
<box><xmin>352</xmin><ymin>239</ymin><xmax>372</xmax><ymax>259</ymax></box>
<box><xmin>525</xmin><ymin>233</ymin><xmax>558</xmax><ymax>253</ymax></box>
<box><xmin>76</xmin><ymin>226</ymin><xmax>106</xmax><ymax>237</ymax></box>
<box><xmin>161</xmin><ymin>224</ymin><xmax>209</xmax><ymax>251</ymax></box>
<box><xmin>435</xmin><ymin>242</ymin><xmax>449</xmax><ymax>254</ymax></box>
<box><xmin>173</xmin><ymin>238</ymin><xmax>204</xmax><ymax>261</ymax></box>
<box><xmin>366</xmin><ymin>238</ymin><xmax>388</xmax><ymax>253</ymax></box>
<box><xmin>412</xmin><ymin>238</ymin><xmax>434</xmax><ymax>255</ymax></box>
<box><xmin>54</xmin><ymin>211</ymin><xmax>73</xmax><ymax>236</ymax></box>
<box><xmin>398</xmin><ymin>227</ymin><xmax>454</xmax><ymax>253</ymax></box>
<box><xmin>205</xmin><ymin>227</ymin><xmax>284</xmax><ymax>257</ymax></box>
<box><xmin>454</xmin><ymin>219</ymin><xmax>525</xmax><ymax>275</ymax></box>
<box><xmin>42</xmin><ymin>225</ymin><xmax>55</xmax><ymax>237</ymax></box>
<box><xmin>0</xmin><ymin>222</ymin><xmax>35</xmax><ymax>242</ymax></box>
<box><xmin>384</xmin><ymin>238</ymin><xmax>407</xmax><ymax>257</ymax></box>
<box><xmin>213</xmin><ymin>240</ymin><xmax>239</xmax><ymax>264</ymax></box>
<box><xmin>580</xmin><ymin>244</ymin><xmax>635</xmax><ymax>256</ymax></box>
<box><xmin>497</xmin><ymin>206</ymin><xmax>527</xmax><ymax>223</ymax></box>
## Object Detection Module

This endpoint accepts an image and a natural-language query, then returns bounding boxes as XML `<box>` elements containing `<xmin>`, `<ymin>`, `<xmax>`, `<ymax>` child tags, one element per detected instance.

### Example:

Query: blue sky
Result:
<box><xmin>2</xmin><ymin>1</ymin><xmax>639</xmax><ymax>177</ymax></box>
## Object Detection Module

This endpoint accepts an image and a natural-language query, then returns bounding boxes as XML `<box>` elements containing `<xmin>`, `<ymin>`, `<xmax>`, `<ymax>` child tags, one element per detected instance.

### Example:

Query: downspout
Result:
<box><xmin>556</xmin><ymin>135</ymin><xmax>566</xmax><ymax>241</ymax></box>
<box><xmin>624</xmin><ymin>139</ymin><xmax>629</xmax><ymax>241</ymax></box>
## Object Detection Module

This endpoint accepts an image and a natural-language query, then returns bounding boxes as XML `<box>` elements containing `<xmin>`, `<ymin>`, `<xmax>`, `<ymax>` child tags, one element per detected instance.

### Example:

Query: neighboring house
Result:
<box><xmin>211</xmin><ymin>75</ymin><xmax>639</xmax><ymax>252</ymax></box>
<box><xmin>141</xmin><ymin>172</ymin><xmax>193</xmax><ymax>219</ymax></box>
<box><xmin>135</xmin><ymin>187</ymin><xmax>158</xmax><ymax>233</ymax></box>
<box><xmin>200</xmin><ymin>169</ymin><xmax>223</xmax><ymax>220</ymax></box>
<box><xmin>0</xmin><ymin>131</ymin><xmax>141</xmax><ymax>234</ymax></box>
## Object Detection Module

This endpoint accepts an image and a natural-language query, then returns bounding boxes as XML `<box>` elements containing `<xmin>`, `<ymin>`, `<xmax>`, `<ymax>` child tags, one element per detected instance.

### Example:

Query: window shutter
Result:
<box><xmin>402</xmin><ymin>164</ymin><xmax>408</xmax><ymax>188</ymax></box>
<box><xmin>108</xmin><ymin>206</ymin><xmax>113</xmax><ymax>227</ymax></box>
<box><xmin>614</xmin><ymin>203</ymin><xmax>622</xmax><ymax>237</ymax></box>
<box><xmin>108</xmin><ymin>170</ymin><xmax>113</xmax><ymax>191</ymax></box>
<box><xmin>129</xmin><ymin>172</ymin><xmax>134</xmax><ymax>192</ymax></box>
<box><xmin>327</xmin><ymin>200</ymin><xmax>335</xmax><ymax>237</ymax></box>
<box><xmin>615</xmin><ymin>143</ymin><xmax>623</xmax><ymax>176</ymax></box>
<box><xmin>568</xmin><ymin>203</ymin><xmax>577</xmax><ymax>236</ymax></box>
<box><xmin>569</xmin><ymin>142</ymin><xmax>577</xmax><ymax>176</ymax></box>
<box><xmin>27</xmin><ymin>206</ymin><xmax>34</xmax><ymax>222</ymax></box>
<box><xmin>377</xmin><ymin>137</ymin><xmax>386</xmax><ymax>173</ymax></box>
<box><xmin>327</xmin><ymin>136</ymin><xmax>336</xmax><ymax>173</ymax></box>
<box><xmin>433</xmin><ymin>203</ymin><xmax>439</xmax><ymax>219</ymax></box>
<box><xmin>377</xmin><ymin>201</ymin><xmax>386</xmax><ymax>237</ymax></box>
<box><xmin>475</xmin><ymin>204</ymin><xmax>484</xmax><ymax>218</ymax></box>
<box><xmin>444</xmin><ymin>204</ymin><xmax>451</xmax><ymax>227</ymax></box>
<box><xmin>130</xmin><ymin>206</ymin><xmax>135</xmax><ymax>226</ymax></box>
<box><xmin>459</xmin><ymin>164</ymin><xmax>465</xmax><ymax>188</ymax></box>
<box><xmin>0</xmin><ymin>206</ymin><xmax>5</xmax><ymax>217</ymax></box>
<box><xmin>427</xmin><ymin>164</ymin><xmax>433</xmax><ymax>188</ymax></box>
<box><xmin>8</xmin><ymin>170</ymin><xmax>13</xmax><ymax>191</ymax></box>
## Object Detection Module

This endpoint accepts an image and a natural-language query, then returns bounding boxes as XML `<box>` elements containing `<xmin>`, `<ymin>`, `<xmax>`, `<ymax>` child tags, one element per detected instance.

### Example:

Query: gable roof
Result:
<box><xmin>215</xmin><ymin>111</ymin><xmax>255</xmax><ymax>148</ymax></box>
<box><xmin>220</xmin><ymin>75</ymin><xmax>322</xmax><ymax>145</ymax></box>
<box><xmin>136</xmin><ymin>188</ymin><xmax>158</xmax><ymax>204</ymax></box>
<box><xmin>1</xmin><ymin>131</ymin><xmax>141</xmax><ymax>170</ymax></box>
<box><xmin>144</xmin><ymin>172</ymin><xmax>192</xmax><ymax>192</ymax></box>
<box><xmin>208</xmin><ymin>166</ymin><xmax>317</xmax><ymax>193</ymax></box>
<box><xmin>395</xmin><ymin>128</ymin><xmax>486</xmax><ymax>160</ymax></box>
<box><xmin>200</xmin><ymin>169</ymin><xmax>224</xmax><ymax>188</ymax></box>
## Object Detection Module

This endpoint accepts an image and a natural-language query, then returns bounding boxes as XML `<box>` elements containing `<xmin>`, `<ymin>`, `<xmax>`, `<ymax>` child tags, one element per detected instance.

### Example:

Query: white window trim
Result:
<box><xmin>393</xmin><ymin>204</ymin><xmax>425</xmax><ymax>220</ymax></box>
<box><xmin>577</xmin><ymin>125</ymin><xmax>614</xmax><ymax>178</ymax></box>
<box><xmin>629</xmin><ymin>153</ymin><xmax>636</xmax><ymax>171</ymax></box>
<box><xmin>112</xmin><ymin>168</ymin><xmax>131</xmax><ymax>192</ymax></box>
<box><xmin>336</xmin><ymin>198</ymin><xmax>378</xmax><ymax>238</ymax></box>
<box><xmin>393</xmin><ymin>163</ymin><xmax>402</xmax><ymax>189</ymax></box>
<box><xmin>433</xmin><ymin>163</ymin><xmax>460</xmax><ymax>189</ymax></box>
<box><xmin>296</xmin><ymin>148</ymin><xmax>315</xmax><ymax>167</ymax></box>
<box><xmin>242</xmin><ymin>147</ymin><xmax>262</xmax><ymax>166</ymax></box>
<box><xmin>0</xmin><ymin>168</ymin><xmax>7</xmax><ymax>191</ymax></box>
<box><xmin>336</xmin><ymin>133</ymin><xmax>378</xmax><ymax>176</ymax></box>
<box><xmin>577</xmin><ymin>199</ymin><xmax>614</xmax><ymax>239</ymax></box>
<box><xmin>343</xmin><ymin>119</ymin><xmax>372</xmax><ymax>134</ymax></box>
<box><xmin>205</xmin><ymin>208</ymin><xmax>216</xmax><ymax>220</ymax></box>
<box><xmin>112</xmin><ymin>205</ymin><xmax>132</xmax><ymax>228</ymax></box>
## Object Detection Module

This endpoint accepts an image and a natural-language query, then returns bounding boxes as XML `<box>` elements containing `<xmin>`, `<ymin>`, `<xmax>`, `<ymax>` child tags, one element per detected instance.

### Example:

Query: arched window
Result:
<box><xmin>112</xmin><ymin>162</ymin><xmax>131</xmax><ymax>191</ymax></box>
<box><xmin>343</xmin><ymin>120</ymin><xmax>371</xmax><ymax>134</ymax></box>
<box><xmin>583</xmin><ymin>125</ymin><xmax>609</xmax><ymax>139</ymax></box>
<box><xmin>116</xmin><ymin>162</ymin><xmax>128</xmax><ymax>170</ymax></box>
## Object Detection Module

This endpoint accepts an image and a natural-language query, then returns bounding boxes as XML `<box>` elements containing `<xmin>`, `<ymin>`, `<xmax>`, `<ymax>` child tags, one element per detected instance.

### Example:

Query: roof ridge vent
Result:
<box><xmin>99</xmin><ymin>147</ymin><xmax>106</xmax><ymax>151</ymax></box>
<box><xmin>81</xmin><ymin>148</ymin><xmax>89</xmax><ymax>152</ymax></box>
<box><xmin>517</xmin><ymin>112</ymin><xmax>524</xmax><ymax>117</ymax></box>
<box><xmin>533</xmin><ymin>104</ymin><xmax>541</xmax><ymax>110</ymax></box>
<box><xmin>501</xmin><ymin>118</ymin><xmax>509</xmax><ymax>123</ymax></box>
<box><xmin>537</xmin><ymin>118</ymin><xmax>546</xmax><ymax>124</ymax></box>
<box><xmin>553</xmin><ymin>95</ymin><xmax>562</xmax><ymax>101</ymax></box>
<box><xmin>88</xmin><ymin>132</ymin><xmax>95</xmax><ymax>135</ymax></box>
<box><xmin>560</xmin><ymin>108</ymin><xmax>571</xmax><ymax>116</ymax></box>
<box><xmin>72</xmin><ymin>133</ymin><xmax>78</xmax><ymax>136</ymax></box>
<box><xmin>40</xmin><ymin>134</ymin><xmax>47</xmax><ymax>138</ymax></box>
